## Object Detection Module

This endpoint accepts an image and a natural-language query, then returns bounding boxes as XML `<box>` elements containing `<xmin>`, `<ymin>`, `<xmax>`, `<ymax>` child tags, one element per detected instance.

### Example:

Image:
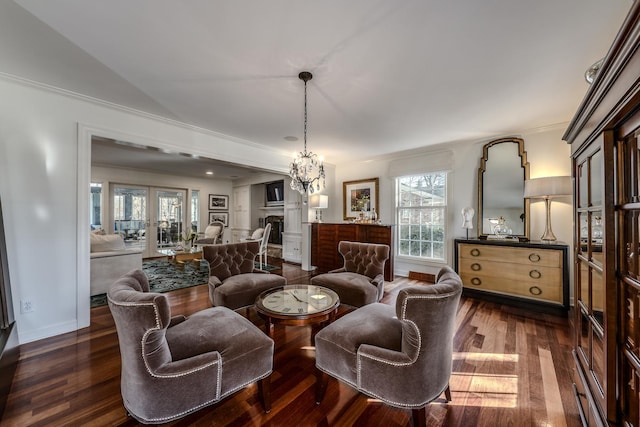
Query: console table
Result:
<box><xmin>310</xmin><ymin>223</ymin><xmax>395</xmax><ymax>281</ymax></box>
<box><xmin>454</xmin><ymin>238</ymin><xmax>569</xmax><ymax>315</ymax></box>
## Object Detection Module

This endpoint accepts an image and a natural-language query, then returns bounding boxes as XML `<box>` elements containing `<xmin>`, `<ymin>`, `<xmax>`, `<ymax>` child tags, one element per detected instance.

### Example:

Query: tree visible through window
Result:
<box><xmin>396</xmin><ymin>172</ymin><xmax>447</xmax><ymax>260</ymax></box>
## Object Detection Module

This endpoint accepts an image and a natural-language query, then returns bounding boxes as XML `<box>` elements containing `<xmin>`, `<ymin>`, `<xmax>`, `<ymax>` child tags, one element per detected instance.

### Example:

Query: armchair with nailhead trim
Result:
<box><xmin>314</xmin><ymin>266</ymin><xmax>462</xmax><ymax>427</ymax></box>
<box><xmin>107</xmin><ymin>269</ymin><xmax>274</xmax><ymax>424</ymax></box>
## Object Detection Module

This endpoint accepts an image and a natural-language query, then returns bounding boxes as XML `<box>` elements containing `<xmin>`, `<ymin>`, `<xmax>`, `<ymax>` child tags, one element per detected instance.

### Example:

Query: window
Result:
<box><xmin>396</xmin><ymin>172</ymin><xmax>447</xmax><ymax>260</ymax></box>
<box><xmin>191</xmin><ymin>190</ymin><xmax>199</xmax><ymax>231</ymax></box>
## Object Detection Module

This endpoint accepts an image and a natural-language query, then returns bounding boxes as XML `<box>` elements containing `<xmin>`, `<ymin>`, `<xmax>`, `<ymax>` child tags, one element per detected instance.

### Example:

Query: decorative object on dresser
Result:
<box><xmin>563</xmin><ymin>3</ymin><xmax>640</xmax><ymax>425</ymax></box>
<box><xmin>289</xmin><ymin>71</ymin><xmax>325</xmax><ymax>195</ymax></box>
<box><xmin>454</xmin><ymin>239</ymin><xmax>569</xmax><ymax>315</ymax></box>
<box><xmin>309</xmin><ymin>194</ymin><xmax>328</xmax><ymax>222</ymax></box>
<box><xmin>477</xmin><ymin>137</ymin><xmax>530</xmax><ymax>240</ymax></box>
<box><xmin>342</xmin><ymin>177</ymin><xmax>379</xmax><ymax>220</ymax></box>
<box><xmin>461</xmin><ymin>207</ymin><xmax>474</xmax><ymax>238</ymax></box>
<box><xmin>314</xmin><ymin>266</ymin><xmax>462</xmax><ymax>427</ymax></box>
<box><xmin>310</xmin><ymin>222</ymin><xmax>394</xmax><ymax>282</ymax></box>
<box><xmin>523</xmin><ymin>176</ymin><xmax>572</xmax><ymax>242</ymax></box>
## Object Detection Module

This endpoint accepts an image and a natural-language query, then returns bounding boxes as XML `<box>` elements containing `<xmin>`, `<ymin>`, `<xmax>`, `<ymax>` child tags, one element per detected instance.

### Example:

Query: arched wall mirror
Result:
<box><xmin>478</xmin><ymin>137</ymin><xmax>530</xmax><ymax>239</ymax></box>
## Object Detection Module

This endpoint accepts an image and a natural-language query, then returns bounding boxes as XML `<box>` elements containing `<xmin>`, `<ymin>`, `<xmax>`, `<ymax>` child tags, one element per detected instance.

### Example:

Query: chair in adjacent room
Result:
<box><xmin>314</xmin><ymin>266</ymin><xmax>463</xmax><ymax>427</ymax></box>
<box><xmin>203</xmin><ymin>241</ymin><xmax>286</xmax><ymax>310</ymax></box>
<box><xmin>310</xmin><ymin>240</ymin><xmax>390</xmax><ymax>307</ymax></box>
<box><xmin>107</xmin><ymin>269</ymin><xmax>274</xmax><ymax>424</ymax></box>
<box><xmin>194</xmin><ymin>220</ymin><xmax>225</xmax><ymax>246</ymax></box>
<box><xmin>241</xmin><ymin>222</ymin><xmax>271</xmax><ymax>269</ymax></box>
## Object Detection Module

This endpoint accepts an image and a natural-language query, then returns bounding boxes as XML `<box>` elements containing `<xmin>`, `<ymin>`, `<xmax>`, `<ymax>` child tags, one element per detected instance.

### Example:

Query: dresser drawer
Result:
<box><xmin>458</xmin><ymin>258</ymin><xmax>561</xmax><ymax>283</ymax></box>
<box><xmin>460</xmin><ymin>271</ymin><xmax>562</xmax><ymax>304</ymax></box>
<box><xmin>458</xmin><ymin>243</ymin><xmax>561</xmax><ymax>268</ymax></box>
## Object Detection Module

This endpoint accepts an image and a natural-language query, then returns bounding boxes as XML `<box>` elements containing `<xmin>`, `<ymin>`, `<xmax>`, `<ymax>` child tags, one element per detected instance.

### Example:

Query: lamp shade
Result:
<box><xmin>524</xmin><ymin>176</ymin><xmax>572</xmax><ymax>199</ymax></box>
<box><xmin>310</xmin><ymin>194</ymin><xmax>328</xmax><ymax>209</ymax></box>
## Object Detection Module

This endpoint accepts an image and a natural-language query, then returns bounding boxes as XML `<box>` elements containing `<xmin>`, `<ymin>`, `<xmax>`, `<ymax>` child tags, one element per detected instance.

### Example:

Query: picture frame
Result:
<box><xmin>343</xmin><ymin>177</ymin><xmax>379</xmax><ymax>220</ymax></box>
<box><xmin>208</xmin><ymin>211</ymin><xmax>228</xmax><ymax>227</ymax></box>
<box><xmin>208</xmin><ymin>194</ymin><xmax>228</xmax><ymax>210</ymax></box>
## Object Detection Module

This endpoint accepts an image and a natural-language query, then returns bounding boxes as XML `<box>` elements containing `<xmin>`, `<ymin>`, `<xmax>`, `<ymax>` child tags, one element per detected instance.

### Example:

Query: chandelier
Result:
<box><xmin>289</xmin><ymin>71</ymin><xmax>325</xmax><ymax>195</ymax></box>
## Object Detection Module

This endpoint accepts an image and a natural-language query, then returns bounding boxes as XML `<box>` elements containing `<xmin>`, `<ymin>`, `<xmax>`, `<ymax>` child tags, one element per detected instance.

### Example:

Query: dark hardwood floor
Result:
<box><xmin>1</xmin><ymin>261</ymin><xmax>580</xmax><ymax>426</ymax></box>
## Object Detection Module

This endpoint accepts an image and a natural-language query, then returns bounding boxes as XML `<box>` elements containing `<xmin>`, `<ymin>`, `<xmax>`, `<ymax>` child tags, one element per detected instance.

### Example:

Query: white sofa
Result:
<box><xmin>90</xmin><ymin>233</ymin><xmax>143</xmax><ymax>296</ymax></box>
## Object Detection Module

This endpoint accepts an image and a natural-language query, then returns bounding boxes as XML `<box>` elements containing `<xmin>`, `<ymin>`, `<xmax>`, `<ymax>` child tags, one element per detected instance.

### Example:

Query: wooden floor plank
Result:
<box><xmin>1</xmin><ymin>261</ymin><xmax>581</xmax><ymax>426</ymax></box>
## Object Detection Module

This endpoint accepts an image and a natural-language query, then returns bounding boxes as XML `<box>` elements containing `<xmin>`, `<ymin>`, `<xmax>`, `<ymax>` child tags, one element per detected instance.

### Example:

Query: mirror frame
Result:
<box><xmin>477</xmin><ymin>137</ymin><xmax>530</xmax><ymax>239</ymax></box>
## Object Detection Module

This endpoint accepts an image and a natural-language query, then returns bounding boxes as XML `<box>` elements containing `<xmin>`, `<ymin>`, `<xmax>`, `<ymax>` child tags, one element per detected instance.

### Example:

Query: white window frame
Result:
<box><xmin>395</xmin><ymin>171</ymin><xmax>448</xmax><ymax>262</ymax></box>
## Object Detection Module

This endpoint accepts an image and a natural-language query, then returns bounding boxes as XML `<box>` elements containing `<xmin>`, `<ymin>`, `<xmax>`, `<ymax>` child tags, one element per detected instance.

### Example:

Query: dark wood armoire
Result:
<box><xmin>563</xmin><ymin>2</ymin><xmax>640</xmax><ymax>425</ymax></box>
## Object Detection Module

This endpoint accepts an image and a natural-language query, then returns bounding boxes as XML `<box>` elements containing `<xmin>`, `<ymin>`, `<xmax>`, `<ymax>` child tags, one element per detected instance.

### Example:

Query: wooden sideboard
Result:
<box><xmin>310</xmin><ymin>223</ymin><xmax>395</xmax><ymax>281</ymax></box>
<box><xmin>454</xmin><ymin>239</ymin><xmax>569</xmax><ymax>315</ymax></box>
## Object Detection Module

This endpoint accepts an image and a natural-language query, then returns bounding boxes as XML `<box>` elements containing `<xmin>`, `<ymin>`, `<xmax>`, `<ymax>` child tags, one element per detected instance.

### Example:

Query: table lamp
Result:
<box><xmin>524</xmin><ymin>176</ymin><xmax>572</xmax><ymax>241</ymax></box>
<box><xmin>310</xmin><ymin>194</ymin><xmax>328</xmax><ymax>222</ymax></box>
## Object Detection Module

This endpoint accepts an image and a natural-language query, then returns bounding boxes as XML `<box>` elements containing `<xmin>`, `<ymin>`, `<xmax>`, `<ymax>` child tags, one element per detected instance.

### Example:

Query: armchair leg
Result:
<box><xmin>444</xmin><ymin>384</ymin><xmax>452</xmax><ymax>401</ymax></box>
<box><xmin>258</xmin><ymin>376</ymin><xmax>271</xmax><ymax>413</ymax></box>
<box><xmin>315</xmin><ymin>368</ymin><xmax>328</xmax><ymax>404</ymax></box>
<box><xmin>411</xmin><ymin>407</ymin><xmax>426</xmax><ymax>427</ymax></box>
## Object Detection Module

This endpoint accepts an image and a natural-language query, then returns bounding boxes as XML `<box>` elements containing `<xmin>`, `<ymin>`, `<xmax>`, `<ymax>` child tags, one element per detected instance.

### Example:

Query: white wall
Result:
<box><xmin>328</xmin><ymin>126</ymin><xmax>572</xmax><ymax>278</ymax></box>
<box><xmin>0</xmin><ymin>76</ymin><xmax>292</xmax><ymax>344</ymax></box>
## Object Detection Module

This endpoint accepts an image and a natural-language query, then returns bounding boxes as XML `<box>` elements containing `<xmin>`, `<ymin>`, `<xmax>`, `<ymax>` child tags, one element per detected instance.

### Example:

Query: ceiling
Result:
<box><xmin>2</xmin><ymin>1</ymin><xmax>633</xmax><ymax>174</ymax></box>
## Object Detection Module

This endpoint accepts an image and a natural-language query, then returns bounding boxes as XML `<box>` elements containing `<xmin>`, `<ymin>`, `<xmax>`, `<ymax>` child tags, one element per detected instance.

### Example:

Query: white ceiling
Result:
<box><xmin>2</xmin><ymin>0</ymin><xmax>633</xmax><ymax>173</ymax></box>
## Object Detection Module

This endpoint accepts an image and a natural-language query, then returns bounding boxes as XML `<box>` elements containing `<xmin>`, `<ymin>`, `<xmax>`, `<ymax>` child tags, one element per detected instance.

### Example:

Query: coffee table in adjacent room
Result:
<box><xmin>158</xmin><ymin>248</ymin><xmax>203</xmax><ymax>267</ymax></box>
<box><xmin>254</xmin><ymin>285</ymin><xmax>340</xmax><ymax>340</ymax></box>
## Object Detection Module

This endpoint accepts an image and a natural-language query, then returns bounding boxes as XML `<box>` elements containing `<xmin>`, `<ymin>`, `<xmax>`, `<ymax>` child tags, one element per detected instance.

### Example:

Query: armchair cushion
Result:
<box><xmin>108</xmin><ymin>269</ymin><xmax>274</xmax><ymax>424</ymax></box>
<box><xmin>90</xmin><ymin>233</ymin><xmax>126</xmax><ymax>252</ymax></box>
<box><xmin>315</xmin><ymin>266</ymin><xmax>462</xmax><ymax>412</ymax></box>
<box><xmin>310</xmin><ymin>241</ymin><xmax>390</xmax><ymax>307</ymax></box>
<box><xmin>203</xmin><ymin>242</ymin><xmax>287</xmax><ymax>310</ymax></box>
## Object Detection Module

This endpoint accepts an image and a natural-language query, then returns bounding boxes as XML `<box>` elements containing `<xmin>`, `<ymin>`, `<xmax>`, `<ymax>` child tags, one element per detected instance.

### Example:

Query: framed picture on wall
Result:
<box><xmin>208</xmin><ymin>194</ymin><xmax>228</xmax><ymax>210</ymax></box>
<box><xmin>343</xmin><ymin>177</ymin><xmax>379</xmax><ymax>220</ymax></box>
<box><xmin>209</xmin><ymin>211</ymin><xmax>228</xmax><ymax>227</ymax></box>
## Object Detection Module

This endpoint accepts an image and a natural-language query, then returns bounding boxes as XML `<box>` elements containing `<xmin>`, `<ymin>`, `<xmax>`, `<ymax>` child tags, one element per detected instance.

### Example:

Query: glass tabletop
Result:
<box><xmin>255</xmin><ymin>285</ymin><xmax>339</xmax><ymax>316</ymax></box>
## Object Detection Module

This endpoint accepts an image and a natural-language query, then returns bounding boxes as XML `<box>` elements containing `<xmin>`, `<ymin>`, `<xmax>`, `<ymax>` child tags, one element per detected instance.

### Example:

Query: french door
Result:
<box><xmin>110</xmin><ymin>185</ymin><xmax>188</xmax><ymax>258</ymax></box>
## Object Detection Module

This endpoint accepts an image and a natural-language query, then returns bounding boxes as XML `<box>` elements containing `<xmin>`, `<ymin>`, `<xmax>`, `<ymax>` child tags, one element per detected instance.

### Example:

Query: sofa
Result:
<box><xmin>90</xmin><ymin>233</ymin><xmax>143</xmax><ymax>296</ymax></box>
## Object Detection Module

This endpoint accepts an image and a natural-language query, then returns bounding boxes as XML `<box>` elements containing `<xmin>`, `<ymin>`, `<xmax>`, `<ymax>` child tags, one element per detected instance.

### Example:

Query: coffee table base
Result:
<box><xmin>257</xmin><ymin>308</ymin><xmax>338</xmax><ymax>342</ymax></box>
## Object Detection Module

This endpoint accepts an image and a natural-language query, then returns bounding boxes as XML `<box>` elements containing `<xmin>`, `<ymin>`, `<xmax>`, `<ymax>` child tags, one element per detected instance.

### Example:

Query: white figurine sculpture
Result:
<box><xmin>461</xmin><ymin>207</ymin><xmax>474</xmax><ymax>229</ymax></box>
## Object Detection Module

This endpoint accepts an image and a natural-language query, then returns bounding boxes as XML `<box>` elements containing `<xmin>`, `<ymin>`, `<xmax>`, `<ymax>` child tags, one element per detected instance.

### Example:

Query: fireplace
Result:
<box><xmin>264</xmin><ymin>216</ymin><xmax>284</xmax><ymax>245</ymax></box>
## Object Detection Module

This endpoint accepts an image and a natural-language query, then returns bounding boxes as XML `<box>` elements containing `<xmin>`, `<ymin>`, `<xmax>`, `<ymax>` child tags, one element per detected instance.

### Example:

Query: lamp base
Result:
<box><xmin>540</xmin><ymin>197</ymin><xmax>557</xmax><ymax>242</ymax></box>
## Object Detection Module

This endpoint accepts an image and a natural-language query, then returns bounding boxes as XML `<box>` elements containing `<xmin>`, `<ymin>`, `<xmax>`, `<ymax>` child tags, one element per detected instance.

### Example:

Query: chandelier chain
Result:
<box><xmin>303</xmin><ymin>78</ymin><xmax>308</xmax><ymax>153</ymax></box>
<box><xmin>289</xmin><ymin>71</ymin><xmax>325</xmax><ymax>195</ymax></box>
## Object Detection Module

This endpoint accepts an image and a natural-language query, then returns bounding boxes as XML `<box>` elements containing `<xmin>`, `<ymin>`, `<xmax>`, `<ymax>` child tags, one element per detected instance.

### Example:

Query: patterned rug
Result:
<box><xmin>91</xmin><ymin>259</ymin><xmax>278</xmax><ymax>308</ymax></box>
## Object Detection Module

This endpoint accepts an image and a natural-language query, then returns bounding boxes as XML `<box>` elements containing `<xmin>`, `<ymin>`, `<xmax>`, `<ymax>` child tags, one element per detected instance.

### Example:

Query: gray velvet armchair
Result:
<box><xmin>203</xmin><ymin>241</ymin><xmax>286</xmax><ymax>310</ymax></box>
<box><xmin>314</xmin><ymin>266</ymin><xmax>462</xmax><ymax>427</ymax></box>
<box><xmin>107</xmin><ymin>269</ymin><xmax>274</xmax><ymax>424</ymax></box>
<box><xmin>310</xmin><ymin>240</ymin><xmax>390</xmax><ymax>307</ymax></box>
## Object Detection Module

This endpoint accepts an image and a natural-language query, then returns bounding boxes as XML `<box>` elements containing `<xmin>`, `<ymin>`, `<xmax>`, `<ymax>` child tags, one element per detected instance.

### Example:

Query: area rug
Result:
<box><xmin>91</xmin><ymin>259</ymin><xmax>279</xmax><ymax>308</ymax></box>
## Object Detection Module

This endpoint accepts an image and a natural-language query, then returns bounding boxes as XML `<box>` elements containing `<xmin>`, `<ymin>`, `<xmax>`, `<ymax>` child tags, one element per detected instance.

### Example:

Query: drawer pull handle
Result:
<box><xmin>470</xmin><ymin>277</ymin><xmax>482</xmax><ymax>286</ymax></box>
<box><xmin>470</xmin><ymin>248</ymin><xmax>480</xmax><ymax>257</ymax></box>
<box><xmin>529</xmin><ymin>270</ymin><xmax>542</xmax><ymax>279</ymax></box>
<box><xmin>529</xmin><ymin>286</ymin><xmax>543</xmax><ymax>296</ymax></box>
<box><xmin>529</xmin><ymin>253</ymin><xmax>541</xmax><ymax>262</ymax></box>
<box><xmin>471</xmin><ymin>263</ymin><xmax>481</xmax><ymax>271</ymax></box>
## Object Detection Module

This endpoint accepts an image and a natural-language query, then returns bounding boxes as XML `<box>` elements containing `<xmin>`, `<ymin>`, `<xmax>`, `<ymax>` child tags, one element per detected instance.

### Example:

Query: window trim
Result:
<box><xmin>395</xmin><ymin>171</ymin><xmax>449</xmax><ymax>262</ymax></box>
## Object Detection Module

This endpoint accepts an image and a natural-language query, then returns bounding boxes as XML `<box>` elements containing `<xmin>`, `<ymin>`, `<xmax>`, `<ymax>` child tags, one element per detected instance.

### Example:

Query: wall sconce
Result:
<box><xmin>309</xmin><ymin>194</ymin><xmax>328</xmax><ymax>222</ymax></box>
<box><xmin>524</xmin><ymin>176</ymin><xmax>572</xmax><ymax>241</ymax></box>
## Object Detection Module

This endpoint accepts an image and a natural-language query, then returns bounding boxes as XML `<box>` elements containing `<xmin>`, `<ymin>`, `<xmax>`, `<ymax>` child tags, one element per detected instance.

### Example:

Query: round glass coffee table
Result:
<box><xmin>255</xmin><ymin>285</ymin><xmax>340</xmax><ymax>339</ymax></box>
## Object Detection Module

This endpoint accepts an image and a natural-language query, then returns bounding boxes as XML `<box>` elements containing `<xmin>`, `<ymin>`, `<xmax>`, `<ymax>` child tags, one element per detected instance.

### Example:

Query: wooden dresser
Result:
<box><xmin>310</xmin><ymin>223</ymin><xmax>394</xmax><ymax>281</ymax></box>
<box><xmin>454</xmin><ymin>239</ymin><xmax>569</xmax><ymax>314</ymax></box>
